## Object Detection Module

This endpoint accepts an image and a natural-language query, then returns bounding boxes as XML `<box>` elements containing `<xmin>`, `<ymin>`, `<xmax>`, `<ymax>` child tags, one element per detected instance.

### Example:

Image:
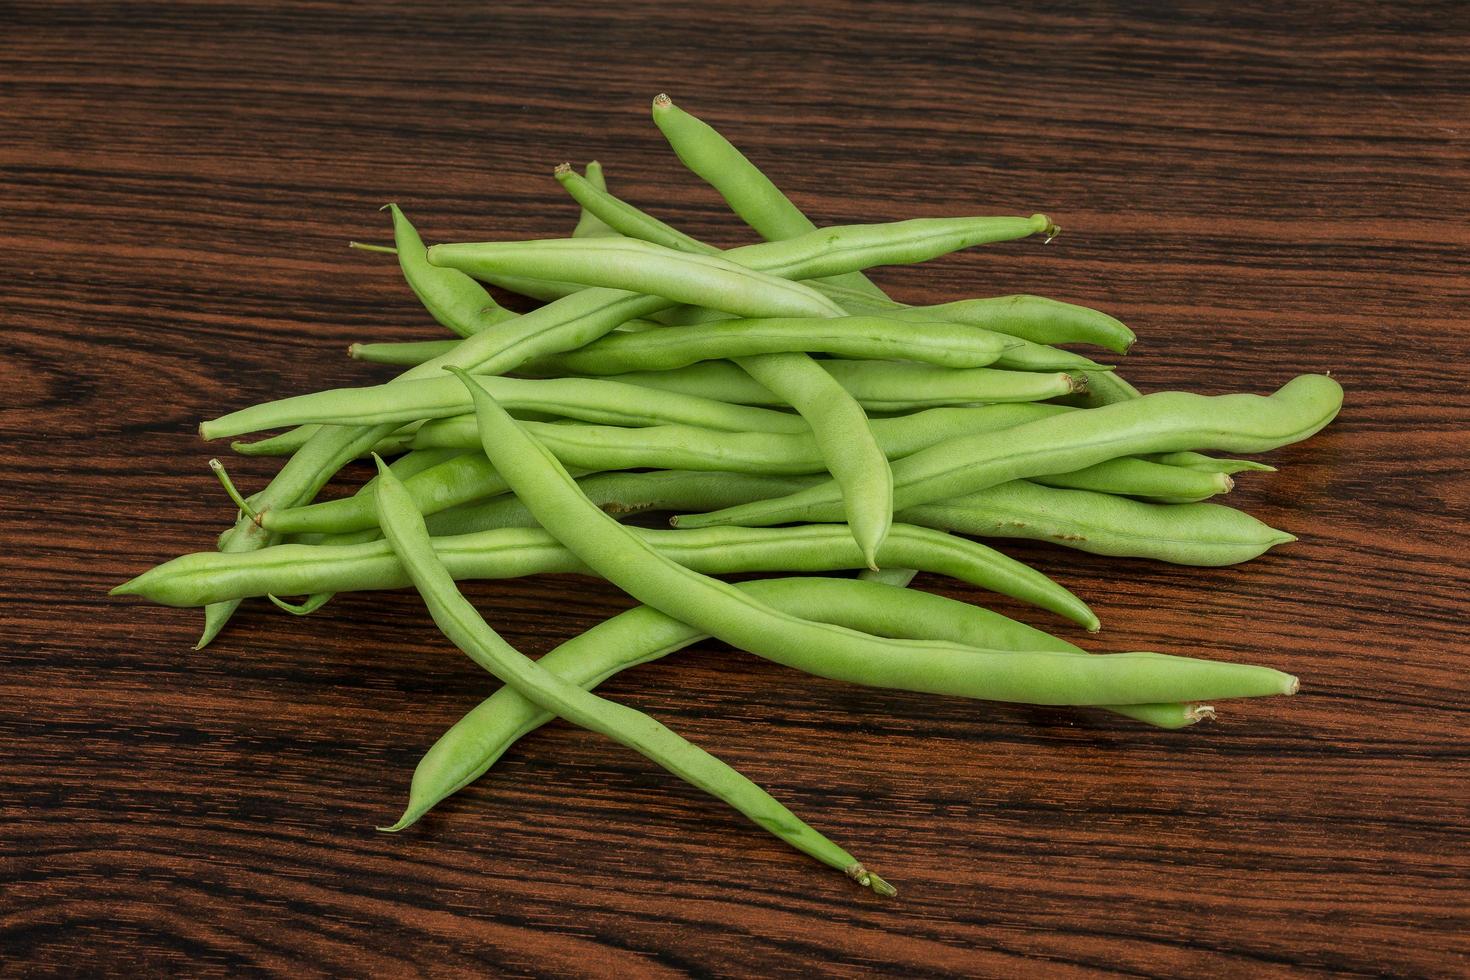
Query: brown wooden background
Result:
<box><xmin>4</xmin><ymin>1</ymin><xmax>1468</xmax><ymax>975</ymax></box>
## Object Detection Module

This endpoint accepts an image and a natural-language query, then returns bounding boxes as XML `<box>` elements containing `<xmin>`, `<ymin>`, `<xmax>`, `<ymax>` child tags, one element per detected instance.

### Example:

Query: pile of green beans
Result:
<box><xmin>114</xmin><ymin>95</ymin><xmax>1343</xmax><ymax>897</ymax></box>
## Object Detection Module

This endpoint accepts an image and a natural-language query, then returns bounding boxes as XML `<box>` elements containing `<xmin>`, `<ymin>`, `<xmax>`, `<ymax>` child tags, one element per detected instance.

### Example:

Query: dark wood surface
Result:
<box><xmin>4</xmin><ymin>2</ymin><xmax>1468</xmax><ymax>975</ymax></box>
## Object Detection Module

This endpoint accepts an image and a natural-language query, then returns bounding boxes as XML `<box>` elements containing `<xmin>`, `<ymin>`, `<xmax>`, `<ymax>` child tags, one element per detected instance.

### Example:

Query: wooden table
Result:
<box><xmin>5</xmin><ymin>2</ymin><xmax>1466</xmax><ymax>975</ymax></box>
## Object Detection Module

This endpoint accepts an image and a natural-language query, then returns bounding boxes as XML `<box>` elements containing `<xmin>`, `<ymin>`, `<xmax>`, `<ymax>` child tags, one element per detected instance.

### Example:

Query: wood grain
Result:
<box><xmin>3</xmin><ymin>1</ymin><xmax>1468</xmax><ymax>975</ymax></box>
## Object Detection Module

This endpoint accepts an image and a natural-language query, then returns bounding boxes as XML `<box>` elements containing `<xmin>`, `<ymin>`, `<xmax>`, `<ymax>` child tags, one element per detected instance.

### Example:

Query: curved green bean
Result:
<box><xmin>554</xmin><ymin>164</ymin><xmax>1130</xmax><ymax>356</ymax></box>
<box><xmin>514</xmin><ymin>315</ymin><xmax>1017</xmax><ymax>374</ymax></box>
<box><xmin>674</xmin><ymin>375</ymin><xmax>1344</xmax><ymax>529</ymax></box>
<box><xmin>571</xmin><ymin>160</ymin><xmax>619</xmax><ymax>239</ymax></box>
<box><xmin>113</xmin><ymin>518</ymin><xmax>1096</xmax><ymax>630</ymax></box>
<box><xmin>650</xmin><ymin>94</ymin><xmax>888</xmax><ymax>300</ymax></box>
<box><xmin>370</xmin><ymin>458</ymin><xmax>895</xmax><ymax>896</ymax></box>
<box><xmin>446</xmin><ymin>367</ymin><xmax>1297</xmax><ymax>706</ymax></box>
<box><xmin>385</xmin><ymin>204</ymin><xmax>516</xmax><ymax>338</ymax></box>
<box><xmin>393</xmin><ymin>575</ymin><xmax>1210</xmax><ymax>831</ymax></box>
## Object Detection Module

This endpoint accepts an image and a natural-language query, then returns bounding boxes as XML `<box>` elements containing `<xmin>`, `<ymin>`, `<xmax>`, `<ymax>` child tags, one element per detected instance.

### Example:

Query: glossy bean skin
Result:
<box><xmin>432</xmin><ymin>233</ymin><xmax>908</xmax><ymax>566</ymax></box>
<box><xmin>599</xmin><ymin>360</ymin><xmax>1083</xmax><ymax>410</ymax></box>
<box><xmin>407</xmin><ymin>405</ymin><xmax>1073</xmax><ymax>476</ymax></box>
<box><xmin>423</xmin><ymin>469</ymin><xmax>1294</xmax><ymax>568</ymax></box>
<box><xmin>428</xmin><ymin>214</ymin><xmax>1054</xmax><ymax>305</ymax></box>
<box><xmin>392</xmin><ymin>576</ymin><xmax>1209</xmax><ymax>832</ymax></box>
<box><xmin>554</xmin><ymin>165</ymin><xmax>1129</xmax><ymax>357</ymax></box>
<box><xmin>1030</xmin><ymin>457</ymin><xmax>1232</xmax><ymax>502</ymax></box>
<box><xmin>386</xmin><ymin>204</ymin><xmax>516</xmax><ymax>338</ymax></box>
<box><xmin>1149</xmin><ymin>451</ymin><xmax>1276</xmax><ymax>475</ymax></box>
<box><xmin>570</xmin><ymin>160</ymin><xmax>619</xmax><ymax>238</ymax></box>
<box><xmin>201</xmin><ymin>374</ymin><xmax>813</xmax><ymax>441</ymax></box>
<box><xmin>445</xmin><ymin>368</ymin><xmax>1297</xmax><ymax>705</ymax></box>
<box><xmin>900</xmin><ymin>483</ymin><xmax>1295</xmax><ymax>566</ymax></box>
<box><xmin>113</xmin><ymin>519</ymin><xmax>1096</xmax><ymax>630</ymax></box>
<box><xmin>433</xmin><ymin>237</ymin><xmax>848</xmax><ymax>320</ymax></box>
<box><xmin>515</xmin><ymin>315</ymin><xmax>1016</xmax><ymax>374</ymax></box>
<box><xmin>206</xmin><ymin>217</ymin><xmax>950</xmax><ymax>644</ymax></box>
<box><xmin>370</xmin><ymin>459</ymin><xmax>893</xmax><ymax>895</ymax></box>
<box><xmin>675</xmin><ymin>375</ymin><xmax>1344</xmax><ymax>529</ymax></box>
<box><xmin>257</xmin><ymin>453</ymin><xmax>565</xmax><ymax>536</ymax></box>
<box><xmin>348</xmin><ymin>331</ymin><xmax>1105</xmax><ymax>373</ymax></box>
<box><xmin>650</xmin><ymin>94</ymin><xmax>888</xmax><ymax>300</ymax></box>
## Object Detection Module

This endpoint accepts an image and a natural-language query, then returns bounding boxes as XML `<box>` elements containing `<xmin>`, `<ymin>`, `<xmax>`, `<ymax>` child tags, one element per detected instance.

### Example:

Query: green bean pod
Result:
<box><xmin>600</xmin><ymin>360</ymin><xmax>1084</xmax><ymax>410</ymax></box>
<box><xmin>392</xmin><ymin>576</ymin><xmax>1210</xmax><ymax>832</ymax></box>
<box><xmin>386</xmin><ymin>204</ymin><xmax>516</xmax><ymax>337</ymax></box>
<box><xmin>201</xmin><ymin>374</ymin><xmax>813</xmax><ymax>441</ymax></box>
<box><xmin>650</xmin><ymin>94</ymin><xmax>888</xmax><ymax>300</ymax></box>
<box><xmin>1148</xmin><ymin>451</ymin><xmax>1276</xmax><ymax>475</ymax></box>
<box><xmin>113</xmin><ymin>520</ymin><xmax>1096</xmax><ymax>629</ymax></box>
<box><xmin>423</xmin><ymin>469</ymin><xmax>1291</xmax><ymax>568</ymax></box>
<box><xmin>443</xmin><ymin>369</ymin><xmax>1295</xmax><ymax>704</ymax></box>
<box><xmin>349</xmin><ymin>333</ymin><xmax>1107</xmax><ymax>373</ymax></box>
<box><xmin>553</xmin><ymin>164</ymin><xmax>1128</xmax><ymax>358</ymax></box>
<box><xmin>899</xmin><ymin>482</ymin><xmax>1296</xmax><ymax>566</ymax></box>
<box><xmin>432</xmin><ymin>237</ymin><xmax>848</xmax><ymax>320</ymax></box>
<box><xmin>675</xmin><ymin>375</ymin><xmax>1344</xmax><ymax>529</ymax></box>
<box><xmin>371</xmin><ymin>459</ymin><xmax>896</xmax><ymax>896</ymax></box>
<box><xmin>570</xmin><ymin>160</ymin><xmax>619</xmax><ymax>239</ymax></box>
<box><xmin>402</xmin><ymin>405</ymin><xmax>1051</xmax><ymax>473</ymax></box>
<box><xmin>517</xmin><ymin>315</ymin><xmax>1017</xmax><ymax>374</ymax></box>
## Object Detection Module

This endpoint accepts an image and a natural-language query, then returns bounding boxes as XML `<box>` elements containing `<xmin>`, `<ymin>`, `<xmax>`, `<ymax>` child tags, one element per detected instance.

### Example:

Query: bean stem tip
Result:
<box><xmin>846</xmin><ymin>863</ymin><xmax>898</xmax><ymax>898</ymax></box>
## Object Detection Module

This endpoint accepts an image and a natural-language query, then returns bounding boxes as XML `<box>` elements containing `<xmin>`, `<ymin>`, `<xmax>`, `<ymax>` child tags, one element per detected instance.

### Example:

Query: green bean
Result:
<box><xmin>115</xmin><ymin>518</ymin><xmax>1094</xmax><ymax>629</ymax></box>
<box><xmin>385</xmin><ymin>204</ymin><xmax>516</xmax><ymax>338</ymax></box>
<box><xmin>674</xmin><ymin>375</ymin><xmax>1343</xmax><ymax>530</ymax></box>
<box><xmin>899</xmin><ymin>482</ymin><xmax>1296</xmax><ymax>567</ymax></box>
<box><xmin>600</xmin><ymin>360</ymin><xmax>1083</xmax><ymax>410</ymax></box>
<box><xmin>201</xmin><ymin>375</ymin><xmax>813</xmax><ymax>441</ymax></box>
<box><xmin>255</xmin><ymin>452</ymin><xmax>554</xmax><ymax>536</ymax></box>
<box><xmin>268</xmin><ymin>447</ymin><xmax>464</xmax><ymax>614</ymax></box>
<box><xmin>422</xmin><ymin>469</ymin><xmax>1291</xmax><ymax>568</ymax></box>
<box><xmin>231</xmin><ymin>424</ymin><xmax>323</xmax><ymax>457</ymax></box>
<box><xmin>428</xmin><ymin>214</ymin><xmax>1055</xmax><ymax>306</ymax></box>
<box><xmin>369</xmin><ymin>458</ymin><xmax>895</xmax><ymax>895</ymax></box>
<box><xmin>1030</xmin><ymin>457</ymin><xmax>1232</xmax><ymax>502</ymax></box>
<box><xmin>434</xmin><ymin>236</ymin><xmax>849</xmax><ymax>320</ymax></box>
<box><xmin>570</xmin><ymin>160</ymin><xmax>619</xmax><ymax>239</ymax></box>
<box><xmin>401</xmin><ymin>416</ymin><xmax>1231</xmax><ymax>504</ymax></box>
<box><xmin>553</xmin><ymin>164</ymin><xmax>1130</xmax><ymax>356</ymax></box>
<box><xmin>206</xmin><ymin>213</ymin><xmax>938</xmax><ymax>646</ymax></box>
<box><xmin>392</xmin><ymin>576</ymin><xmax>1209</xmax><ymax>832</ymax></box>
<box><xmin>880</xmin><ymin>298</ymin><xmax>1134</xmax><ymax>355</ymax></box>
<box><xmin>448</xmin><ymin>367</ymin><xmax>1298</xmax><ymax>703</ymax></box>
<box><xmin>512</xmin><ymin>315</ymin><xmax>1018</xmax><ymax>375</ymax></box>
<box><xmin>650</xmin><ymin>94</ymin><xmax>888</xmax><ymax>300</ymax></box>
<box><xmin>1148</xmin><ymin>451</ymin><xmax>1276</xmax><ymax>475</ymax></box>
<box><xmin>351</xmin><ymin>331</ymin><xmax>1107</xmax><ymax>373</ymax></box>
<box><xmin>433</xmin><ymin>231</ymin><xmax>913</xmax><ymax>567</ymax></box>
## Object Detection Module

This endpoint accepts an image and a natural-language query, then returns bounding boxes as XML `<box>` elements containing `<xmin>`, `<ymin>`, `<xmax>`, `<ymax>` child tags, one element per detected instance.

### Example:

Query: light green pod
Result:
<box><xmin>385</xmin><ymin>204</ymin><xmax>517</xmax><ymax>338</ymax></box>
<box><xmin>439</xmin><ymin>368</ymin><xmax>1295</xmax><ymax>707</ymax></box>
<box><xmin>371</xmin><ymin>459</ymin><xmax>895</xmax><ymax>895</ymax></box>
<box><xmin>675</xmin><ymin>375</ymin><xmax>1345</xmax><ymax>529</ymax></box>
<box><xmin>392</xmin><ymin>575</ymin><xmax>1209</xmax><ymax>831</ymax></box>
<box><xmin>201</xmin><ymin>374</ymin><xmax>813</xmax><ymax>441</ymax></box>
<box><xmin>406</xmin><ymin>405</ymin><xmax>1070</xmax><ymax>476</ymax></box>
<box><xmin>519</xmin><ymin>315</ymin><xmax>1017</xmax><ymax>374</ymax></box>
<box><xmin>112</xmin><ymin>520</ymin><xmax>1096</xmax><ymax>630</ymax></box>
<box><xmin>599</xmin><ymin>360</ymin><xmax>1083</xmax><ymax>410</ymax></box>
